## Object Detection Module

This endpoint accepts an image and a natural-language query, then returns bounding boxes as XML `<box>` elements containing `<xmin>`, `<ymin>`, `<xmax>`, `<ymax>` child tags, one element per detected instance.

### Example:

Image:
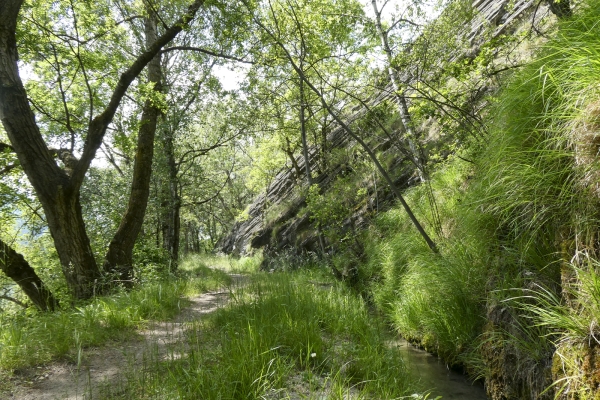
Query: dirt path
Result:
<box><xmin>6</xmin><ymin>273</ymin><xmax>247</xmax><ymax>400</ymax></box>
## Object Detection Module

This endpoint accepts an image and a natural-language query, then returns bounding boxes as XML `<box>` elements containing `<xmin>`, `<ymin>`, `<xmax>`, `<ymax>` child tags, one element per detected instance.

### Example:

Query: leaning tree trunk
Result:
<box><xmin>371</xmin><ymin>0</ymin><xmax>442</xmax><ymax>236</ymax></box>
<box><xmin>0</xmin><ymin>239</ymin><xmax>58</xmax><ymax>311</ymax></box>
<box><xmin>104</xmin><ymin>12</ymin><xmax>162</xmax><ymax>282</ymax></box>
<box><xmin>258</xmin><ymin>24</ymin><xmax>439</xmax><ymax>253</ymax></box>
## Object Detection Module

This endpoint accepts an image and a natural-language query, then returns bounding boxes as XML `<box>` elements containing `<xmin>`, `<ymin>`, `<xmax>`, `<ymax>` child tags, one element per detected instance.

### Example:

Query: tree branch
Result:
<box><xmin>0</xmin><ymin>162</ymin><xmax>20</xmax><ymax>176</ymax></box>
<box><xmin>0</xmin><ymin>293</ymin><xmax>28</xmax><ymax>308</ymax></box>
<box><xmin>160</xmin><ymin>46</ymin><xmax>255</xmax><ymax>64</ymax></box>
<box><xmin>71</xmin><ymin>0</ymin><xmax>207</xmax><ymax>190</ymax></box>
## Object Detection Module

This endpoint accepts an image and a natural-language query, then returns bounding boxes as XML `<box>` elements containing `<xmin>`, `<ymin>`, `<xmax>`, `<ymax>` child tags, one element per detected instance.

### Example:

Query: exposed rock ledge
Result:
<box><xmin>217</xmin><ymin>0</ymin><xmax>549</xmax><ymax>258</ymax></box>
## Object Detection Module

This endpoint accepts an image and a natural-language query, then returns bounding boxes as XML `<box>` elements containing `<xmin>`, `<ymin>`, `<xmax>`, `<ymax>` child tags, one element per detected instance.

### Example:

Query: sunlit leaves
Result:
<box><xmin>17</xmin><ymin>0</ymin><xmax>133</xmax><ymax>148</ymax></box>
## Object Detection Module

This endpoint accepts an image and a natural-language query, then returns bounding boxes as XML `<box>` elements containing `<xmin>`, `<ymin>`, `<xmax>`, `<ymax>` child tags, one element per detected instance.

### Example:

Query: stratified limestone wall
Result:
<box><xmin>217</xmin><ymin>88</ymin><xmax>403</xmax><ymax>256</ymax></box>
<box><xmin>217</xmin><ymin>0</ymin><xmax>548</xmax><ymax>257</ymax></box>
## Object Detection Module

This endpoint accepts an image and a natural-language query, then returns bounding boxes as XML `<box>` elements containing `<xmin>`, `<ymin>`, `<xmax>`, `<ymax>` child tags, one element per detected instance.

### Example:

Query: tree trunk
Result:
<box><xmin>161</xmin><ymin>129</ymin><xmax>181</xmax><ymax>270</ymax></box>
<box><xmin>371</xmin><ymin>0</ymin><xmax>426</xmax><ymax>182</ymax></box>
<box><xmin>0</xmin><ymin>0</ymin><xmax>206</xmax><ymax>298</ymax></box>
<box><xmin>299</xmin><ymin>73</ymin><xmax>329</xmax><ymax>256</ymax></box>
<box><xmin>0</xmin><ymin>239</ymin><xmax>58</xmax><ymax>311</ymax></box>
<box><xmin>299</xmin><ymin>76</ymin><xmax>312</xmax><ymax>185</ymax></box>
<box><xmin>284</xmin><ymin>147</ymin><xmax>302</xmax><ymax>178</ymax></box>
<box><xmin>104</xmin><ymin>12</ymin><xmax>162</xmax><ymax>282</ymax></box>
<box><xmin>370</xmin><ymin>1</ymin><xmax>442</xmax><ymax>236</ymax></box>
<box><xmin>51</xmin><ymin>191</ymin><xmax>105</xmax><ymax>297</ymax></box>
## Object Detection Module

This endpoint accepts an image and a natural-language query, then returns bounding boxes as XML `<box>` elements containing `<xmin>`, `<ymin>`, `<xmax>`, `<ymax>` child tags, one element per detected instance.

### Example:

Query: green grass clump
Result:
<box><xmin>358</xmin><ymin>0</ymin><xmax>600</xmax><ymax>393</ymax></box>
<box><xmin>183</xmin><ymin>252</ymin><xmax>263</xmax><ymax>274</ymax></box>
<box><xmin>517</xmin><ymin>258</ymin><xmax>600</xmax><ymax>398</ymax></box>
<box><xmin>114</xmin><ymin>270</ymin><xmax>413</xmax><ymax>399</ymax></box>
<box><xmin>361</xmin><ymin>157</ymin><xmax>490</xmax><ymax>369</ymax></box>
<box><xmin>0</xmin><ymin>258</ymin><xmax>230</xmax><ymax>372</ymax></box>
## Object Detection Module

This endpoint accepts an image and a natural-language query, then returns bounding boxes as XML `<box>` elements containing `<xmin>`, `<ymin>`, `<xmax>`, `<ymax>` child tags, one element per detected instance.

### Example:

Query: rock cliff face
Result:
<box><xmin>217</xmin><ymin>0</ymin><xmax>548</xmax><ymax>258</ymax></box>
<box><xmin>217</xmin><ymin>87</ymin><xmax>404</xmax><ymax>255</ymax></box>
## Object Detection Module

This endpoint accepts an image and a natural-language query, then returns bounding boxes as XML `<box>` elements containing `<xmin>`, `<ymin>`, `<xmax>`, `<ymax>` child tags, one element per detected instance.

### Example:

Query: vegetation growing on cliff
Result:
<box><xmin>343</xmin><ymin>1</ymin><xmax>600</xmax><ymax>397</ymax></box>
<box><xmin>3</xmin><ymin>0</ymin><xmax>600</xmax><ymax>397</ymax></box>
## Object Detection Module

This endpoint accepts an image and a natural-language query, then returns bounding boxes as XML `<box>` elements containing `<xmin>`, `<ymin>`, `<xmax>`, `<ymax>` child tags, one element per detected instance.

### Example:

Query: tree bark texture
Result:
<box><xmin>104</xmin><ymin>12</ymin><xmax>162</xmax><ymax>282</ymax></box>
<box><xmin>161</xmin><ymin>130</ymin><xmax>181</xmax><ymax>269</ymax></box>
<box><xmin>0</xmin><ymin>239</ymin><xmax>58</xmax><ymax>311</ymax></box>
<box><xmin>0</xmin><ymin>0</ymin><xmax>205</xmax><ymax>298</ymax></box>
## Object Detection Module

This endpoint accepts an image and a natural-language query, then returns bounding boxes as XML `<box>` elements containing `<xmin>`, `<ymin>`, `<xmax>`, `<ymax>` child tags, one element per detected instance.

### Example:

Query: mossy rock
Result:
<box><xmin>553</xmin><ymin>341</ymin><xmax>600</xmax><ymax>400</ymax></box>
<box><xmin>481</xmin><ymin>304</ymin><xmax>554</xmax><ymax>400</ymax></box>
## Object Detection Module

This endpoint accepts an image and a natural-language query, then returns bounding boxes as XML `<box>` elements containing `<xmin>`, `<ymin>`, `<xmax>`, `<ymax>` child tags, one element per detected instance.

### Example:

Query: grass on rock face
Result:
<box><xmin>110</xmin><ymin>269</ymin><xmax>414</xmax><ymax>400</ymax></box>
<box><xmin>359</xmin><ymin>0</ymin><xmax>600</xmax><ymax>393</ymax></box>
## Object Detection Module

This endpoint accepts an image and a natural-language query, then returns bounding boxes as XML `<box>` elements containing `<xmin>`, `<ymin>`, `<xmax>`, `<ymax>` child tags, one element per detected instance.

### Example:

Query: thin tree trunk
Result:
<box><xmin>283</xmin><ymin>146</ymin><xmax>302</xmax><ymax>178</ymax></box>
<box><xmin>371</xmin><ymin>0</ymin><xmax>442</xmax><ymax>236</ymax></box>
<box><xmin>320</xmin><ymin>100</ymin><xmax>438</xmax><ymax>252</ymax></box>
<box><xmin>371</xmin><ymin>0</ymin><xmax>426</xmax><ymax>182</ymax></box>
<box><xmin>104</xmin><ymin>12</ymin><xmax>162</xmax><ymax>282</ymax></box>
<box><xmin>300</xmin><ymin>76</ymin><xmax>312</xmax><ymax>185</ymax></box>
<box><xmin>161</xmin><ymin>129</ymin><xmax>181</xmax><ymax>270</ymax></box>
<box><xmin>299</xmin><ymin>73</ymin><xmax>328</xmax><ymax>254</ymax></box>
<box><xmin>0</xmin><ymin>239</ymin><xmax>58</xmax><ymax>311</ymax></box>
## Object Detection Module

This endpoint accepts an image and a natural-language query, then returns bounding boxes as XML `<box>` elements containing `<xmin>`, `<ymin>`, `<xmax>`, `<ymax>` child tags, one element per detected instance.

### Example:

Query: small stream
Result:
<box><xmin>394</xmin><ymin>340</ymin><xmax>488</xmax><ymax>399</ymax></box>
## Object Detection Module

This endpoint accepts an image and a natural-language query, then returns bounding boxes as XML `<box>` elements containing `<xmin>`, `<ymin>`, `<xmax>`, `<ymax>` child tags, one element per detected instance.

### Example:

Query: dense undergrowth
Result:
<box><xmin>347</xmin><ymin>0</ymin><xmax>600</xmax><ymax>397</ymax></box>
<box><xmin>1</xmin><ymin>254</ymin><xmax>436</xmax><ymax>399</ymax></box>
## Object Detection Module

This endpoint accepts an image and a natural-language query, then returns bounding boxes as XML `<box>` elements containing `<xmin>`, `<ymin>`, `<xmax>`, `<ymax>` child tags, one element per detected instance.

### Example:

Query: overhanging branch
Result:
<box><xmin>161</xmin><ymin>46</ymin><xmax>255</xmax><ymax>64</ymax></box>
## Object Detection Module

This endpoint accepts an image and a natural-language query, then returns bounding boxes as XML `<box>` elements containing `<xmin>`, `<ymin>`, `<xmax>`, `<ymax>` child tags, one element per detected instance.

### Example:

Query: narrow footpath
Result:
<box><xmin>8</xmin><ymin>274</ymin><xmax>247</xmax><ymax>400</ymax></box>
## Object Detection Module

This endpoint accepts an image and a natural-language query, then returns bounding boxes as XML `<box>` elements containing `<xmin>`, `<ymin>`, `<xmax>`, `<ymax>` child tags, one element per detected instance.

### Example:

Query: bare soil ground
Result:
<box><xmin>5</xmin><ymin>274</ymin><xmax>247</xmax><ymax>400</ymax></box>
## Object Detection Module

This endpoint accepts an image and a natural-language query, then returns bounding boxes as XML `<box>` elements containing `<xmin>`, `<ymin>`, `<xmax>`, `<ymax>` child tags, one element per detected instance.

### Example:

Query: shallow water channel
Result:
<box><xmin>393</xmin><ymin>340</ymin><xmax>488</xmax><ymax>399</ymax></box>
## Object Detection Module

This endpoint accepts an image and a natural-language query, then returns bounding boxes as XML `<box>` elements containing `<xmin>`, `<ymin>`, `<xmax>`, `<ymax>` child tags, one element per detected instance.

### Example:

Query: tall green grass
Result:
<box><xmin>0</xmin><ymin>259</ymin><xmax>231</xmax><ymax>373</ymax></box>
<box><xmin>361</xmin><ymin>158</ymin><xmax>491</xmax><ymax>369</ymax></box>
<box><xmin>110</xmin><ymin>270</ymin><xmax>414</xmax><ymax>399</ymax></box>
<box><xmin>183</xmin><ymin>252</ymin><xmax>263</xmax><ymax>274</ymax></box>
<box><xmin>478</xmin><ymin>2</ymin><xmax>600</xmax><ymax>393</ymax></box>
<box><xmin>517</xmin><ymin>257</ymin><xmax>600</xmax><ymax>398</ymax></box>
